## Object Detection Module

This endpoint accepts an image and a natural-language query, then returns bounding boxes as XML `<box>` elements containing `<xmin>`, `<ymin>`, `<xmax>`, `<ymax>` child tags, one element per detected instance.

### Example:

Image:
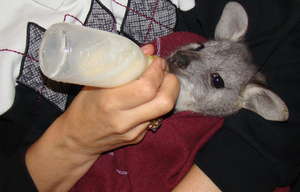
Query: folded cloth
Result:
<box><xmin>151</xmin><ymin>31</ymin><xmax>207</xmax><ymax>58</ymax></box>
<box><xmin>71</xmin><ymin>32</ymin><xmax>224</xmax><ymax>192</ymax></box>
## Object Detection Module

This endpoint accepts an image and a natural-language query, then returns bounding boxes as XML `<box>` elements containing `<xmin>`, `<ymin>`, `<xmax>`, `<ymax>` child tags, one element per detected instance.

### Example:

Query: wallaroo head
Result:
<box><xmin>167</xmin><ymin>1</ymin><xmax>289</xmax><ymax>121</ymax></box>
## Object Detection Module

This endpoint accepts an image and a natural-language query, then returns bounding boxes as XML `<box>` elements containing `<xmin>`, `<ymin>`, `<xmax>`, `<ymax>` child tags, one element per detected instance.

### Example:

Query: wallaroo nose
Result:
<box><xmin>167</xmin><ymin>51</ymin><xmax>191</xmax><ymax>69</ymax></box>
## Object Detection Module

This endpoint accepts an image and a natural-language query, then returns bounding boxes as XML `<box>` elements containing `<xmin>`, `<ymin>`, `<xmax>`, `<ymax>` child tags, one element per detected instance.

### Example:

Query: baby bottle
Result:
<box><xmin>39</xmin><ymin>23</ymin><xmax>151</xmax><ymax>87</ymax></box>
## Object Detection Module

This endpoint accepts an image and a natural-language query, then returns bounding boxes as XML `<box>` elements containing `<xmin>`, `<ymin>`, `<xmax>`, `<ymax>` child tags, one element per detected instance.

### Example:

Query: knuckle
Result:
<box><xmin>158</xmin><ymin>96</ymin><xmax>175</xmax><ymax>113</ymax></box>
<box><xmin>99</xmin><ymin>98</ymin><xmax>116</xmax><ymax>113</ymax></box>
<box><xmin>121</xmin><ymin>133</ymin><xmax>138</xmax><ymax>142</ymax></box>
<box><xmin>138</xmin><ymin>80</ymin><xmax>157</xmax><ymax>100</ymax></box>
<box><xmin>111</xmin><ymin>123</ymin><xmax>128</xmax><ymax>135</ymax></box>
<box><xmin>131</xmin><ymin>132</ymin><xmax>146</xmax><ymax>144</ymax></box>
<box><xmin>130</xmin><ymin>137</ymin><xmax>143</xmax><ymax>145</ymax></box>
<box><xmin>113</xmin><ymin>127</ymin><xmax>127</xmax><ymax>135</ymax></box>
<box><xmin>107</xmin><ymin>116</ymin><xmax>129</xmax><ymax>135</ymax></box>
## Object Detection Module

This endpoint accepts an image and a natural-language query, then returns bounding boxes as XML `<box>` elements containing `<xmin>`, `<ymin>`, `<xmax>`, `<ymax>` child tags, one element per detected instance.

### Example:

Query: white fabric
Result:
<box><xmin>170</xmin><ymin>0</ymin><xmax>195</xmax><ymax>11</ymax></box>
<box><xmin>101</xmin><ymin>0</ymin><xmax>128</xmax><ymax>30</ymax></box>
<box><xmin>0</xmin><ymin>0</ymin><xmax>195</xmax><ymax>114</ymax></box>
<box><xmin>31</xmin><ymin>0</ymin><xmax>65</xmax><ymax>10</ymax></box>
<box><xmin>0</xmin><ymin>0</ymin><xmax>91</xmax><ymax>114</ymax></box>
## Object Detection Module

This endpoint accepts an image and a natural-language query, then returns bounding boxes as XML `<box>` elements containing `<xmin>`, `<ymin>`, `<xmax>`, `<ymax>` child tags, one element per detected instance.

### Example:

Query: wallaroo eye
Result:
<box><xmin>191</xmin><ymin>43</ymin><xmax>205</xmax><ymax>51</ymax></box>
<box><xmin>211</xmin><ymin>73</ymin><xmax>225</xmax><ymax>88</ymax></box>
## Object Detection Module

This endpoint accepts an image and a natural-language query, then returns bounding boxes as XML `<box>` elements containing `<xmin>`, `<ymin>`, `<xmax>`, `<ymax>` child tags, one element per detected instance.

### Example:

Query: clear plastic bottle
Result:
<box><xmin>39</xmin><ymin>23</ymin><xmax>151</xmax><ymax>87</ymax></box>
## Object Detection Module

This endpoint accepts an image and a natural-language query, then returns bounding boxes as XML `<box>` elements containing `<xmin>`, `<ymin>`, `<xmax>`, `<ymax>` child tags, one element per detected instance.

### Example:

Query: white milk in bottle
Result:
<box><xmin>39</xmin><ymin>23</ymin><xmax>151</xmax><ymax>87</ymax></box>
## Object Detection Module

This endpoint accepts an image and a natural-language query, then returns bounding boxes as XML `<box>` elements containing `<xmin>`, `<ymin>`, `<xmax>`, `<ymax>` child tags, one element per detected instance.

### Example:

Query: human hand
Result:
<box><xmin>58</xmin><ymin>44</ymin><xmax>180</xmax><ymax>156</ymax></box>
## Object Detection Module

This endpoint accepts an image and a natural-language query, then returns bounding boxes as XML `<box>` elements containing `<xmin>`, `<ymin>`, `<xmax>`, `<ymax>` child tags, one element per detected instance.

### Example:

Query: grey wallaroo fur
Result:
<box><xmin>168</xmin><ymin>2</ymin><xmax>289</xmax><ymax>121</ymax></box>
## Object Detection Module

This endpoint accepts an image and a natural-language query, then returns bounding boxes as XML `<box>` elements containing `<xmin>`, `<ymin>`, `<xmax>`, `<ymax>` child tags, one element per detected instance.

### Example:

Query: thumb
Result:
<box><xmin>141</xmin><ymin>44</ymin><xmax>155</xmax><ymax>55</ymax></box>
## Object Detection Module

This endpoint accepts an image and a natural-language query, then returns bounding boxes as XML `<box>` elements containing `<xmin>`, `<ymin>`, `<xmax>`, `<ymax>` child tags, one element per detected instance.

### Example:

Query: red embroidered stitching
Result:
<box><xmin>0</xmin><ymin>14</ymin><xmax>84</xmax><ymax>62</ymax></box>
<box><xmin>64</xmin><ymin>13</ymin><xmax>116</xmax><ymax>32</ymax></box>
<box><xmin>111</xmin><ymin>0</ymin><xmax>172</xmax><ymax>30</ymax></box>
<box><xmin>0</xmin><ymin>49</ymin><xmax>39</xmax><ymax>62</ymax></box>
<box><xmin>63</xmin><ymin>14</ymin><xmax>84</xmax><ymax>25</ymax></box>
<box><xmin>143</xmin><ymin>0</ymin><xmax>160</xmax><ymax>42</ymax></box>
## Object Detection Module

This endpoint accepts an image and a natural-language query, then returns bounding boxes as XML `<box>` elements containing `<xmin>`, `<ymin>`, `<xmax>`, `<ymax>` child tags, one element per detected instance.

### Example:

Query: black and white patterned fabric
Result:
<box><xmin>17</xmin><ymin>0</ymin><xmax>177</xmax><ymax>111</ymax></box>
<box><xmin>84</xmin><ymin>0</ymin><xmax>117</xmax><ymax>32</ymax></box>
<box><xmin>17</xmin><ymin>23</ymin><xmax>70</xmax><ymax>111</ymax></box>
<box><xmin>122</xmin><ymin>0</ymin><xmax>176</xmax><ymax>44</ymax></box>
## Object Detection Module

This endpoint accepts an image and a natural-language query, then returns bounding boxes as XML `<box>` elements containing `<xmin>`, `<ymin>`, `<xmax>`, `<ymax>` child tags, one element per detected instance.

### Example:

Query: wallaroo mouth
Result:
<box><xmin>166</xmin><ymin>50</ymin><xmax>200</xmax><ymax>72</ymax></box>
<box><xmin>166</xmin><ymin>57</ymin><xmax>188</xmax><ymax>76</ymax></box>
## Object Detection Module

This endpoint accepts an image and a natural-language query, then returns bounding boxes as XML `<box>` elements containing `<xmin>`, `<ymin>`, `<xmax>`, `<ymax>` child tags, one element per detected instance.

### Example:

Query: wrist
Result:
<box><xmin>25</xmin><ymin>116</ymin><xmax>98</xmax><ymax>192</ymax></box>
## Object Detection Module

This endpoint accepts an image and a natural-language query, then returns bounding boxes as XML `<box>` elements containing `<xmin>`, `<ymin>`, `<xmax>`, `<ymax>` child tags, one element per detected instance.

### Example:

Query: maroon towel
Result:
<box><xmin>151</xmin><ymin>31</ymin><xmax>207</xmax><ymax>58</ymax></box>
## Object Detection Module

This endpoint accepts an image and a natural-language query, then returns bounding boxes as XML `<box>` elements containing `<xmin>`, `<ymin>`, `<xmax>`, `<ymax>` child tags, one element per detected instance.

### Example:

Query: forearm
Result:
<box><xmin>173</xmin><ymin>165</ymin><xmax>221</xmax><ymax>192</ymax></box>
<box><xmin>25</xmin><ymin>116</ymin><xmax>98</xmax><ymax>192</ymax></box>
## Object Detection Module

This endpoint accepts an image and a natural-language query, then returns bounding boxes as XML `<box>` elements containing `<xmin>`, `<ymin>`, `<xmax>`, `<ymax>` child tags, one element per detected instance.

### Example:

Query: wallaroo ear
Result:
<box><xmin>215</xmin><ymin>1</ymin><xmax>248</xmax><ymax>42</ymax></box>
<box><xmin>240</xmin><ymin>84</ymin><xmax>289</xmax><ymax>121</ymax></box>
